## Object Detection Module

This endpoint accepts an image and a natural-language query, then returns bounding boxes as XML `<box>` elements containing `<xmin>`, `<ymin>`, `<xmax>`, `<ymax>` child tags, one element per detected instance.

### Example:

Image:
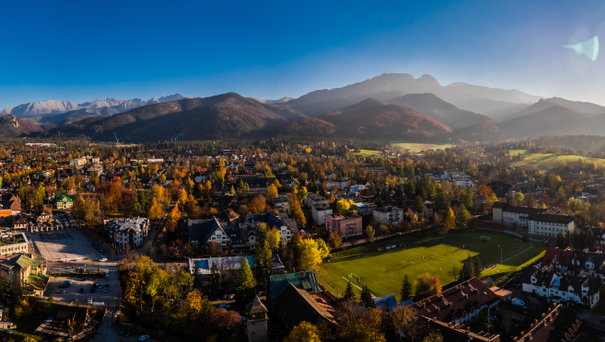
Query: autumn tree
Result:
<box><xmin>284</xmin><ymin>321</ymin><xmax>322</xmax><ymax>342</ymax></box>
<box><xmin>391</xmin><ymin>306</ymin><xmax>420</xmax><ymax>342</ymax></box>
<box><xmin>329</xmin><ymin>233</ymin><xmax>342</xmax><ymax>249</ymax></box>
<box><xmin>267</xmin><ymin>183</ymin><xmax>278</xmax><ymax>201</ymax></box>
<box><xmin>365</xmin><ymin>225</ymin><xmax>375</xmax><ymax>243</ymax></box>
<box><xmin>294</xmin><ymin>236</ymin><xmax>323</xmax><ymax>271</ymax></box>
<box><xmin>444</xmin><ymin>207</ymin><xmax>456</xmax><ymax>229</ymax></box>
<box><xmin>237</xmin><ymin>258</ymin><xmax>256</xmax><ymax>303</ymax></box>
<box><xmin>414</xmin><ymin>273</ymin><xmax>442</xmax><ymax>299</ymax></box>
<box><xmin>249</xmin><ymin>194</ymin><xmax>267</xmax><ymax>214</ymax></box>
<box><xmin>456</xmin><ymin>204</ymin><xmax>472</xmax><ymax>228</ymax></box>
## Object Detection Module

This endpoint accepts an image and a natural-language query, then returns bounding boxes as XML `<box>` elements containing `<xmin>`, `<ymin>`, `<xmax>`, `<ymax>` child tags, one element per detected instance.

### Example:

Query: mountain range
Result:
<box><xmin>5</xmin><ymin>73</ymin><xmax>605</xmax><ymax>142</ymax></box>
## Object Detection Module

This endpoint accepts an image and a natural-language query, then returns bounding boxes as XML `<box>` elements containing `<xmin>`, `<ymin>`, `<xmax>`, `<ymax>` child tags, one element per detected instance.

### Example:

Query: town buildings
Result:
<box><xmin>373</xmin><ymin>206</ymin><xmax>404</xmax><ymax>226</ymax></box>
<box><xmin>106</xmin><ymin>217</ymin><xmax>150</xmax><ymax>250</ymax></box>
<box><xmin>325</xmin><ymin>214</ymin><xmax>363</xmax><ymax>238</ymax></box>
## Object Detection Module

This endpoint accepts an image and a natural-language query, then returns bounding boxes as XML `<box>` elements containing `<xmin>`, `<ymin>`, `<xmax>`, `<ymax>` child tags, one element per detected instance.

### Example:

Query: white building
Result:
<box><xmin>492</xmin><ymin>202</ymin><xmax>546</xmax><ymax>227</ymax></box>
<box><xmin>527</xmin><ymin>214</ymin><xmax>575</xmax><ymax>238</ymax></box>
<box><xmin>373</xmin><ymin>206</ymin><xmax>404</xmax><ymax>226</ymax></box>
<box><xmin>522</xmin><ymin>269</ymin><xmax>600</xmax><ymax>309</ymax></box>
<box><xmin>106</xmin><ymin>217</ymin><xmax>150</xmax><ymax>250</ymax></box>
<box><xmin>311</xmin><ymin>203</ymin><xmax>333</xmax><ymax>225</ymax></box>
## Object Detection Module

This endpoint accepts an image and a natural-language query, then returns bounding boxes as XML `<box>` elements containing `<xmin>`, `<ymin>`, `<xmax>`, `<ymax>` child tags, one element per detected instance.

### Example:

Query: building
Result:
<box><xmin>311</xmin><ymin>203</ymin><xmax>333</xmax><ymax>225</ymax></box>
<box><xmin>325</xmin><ymin>214</ymin><xmax>363</xmax><ymax>238</ymax></box>
<box><xmin>373</xmin><ymin>206</ymin><xmax>404</xmax><ymax>226</ymax></box>
<box><xmin>188</xmin><ymin>255</ymin><xmax>256</xmax><ymax>279</ymax></box>
<box><xmin>70</xmin><ymin>158</ymin><xmax>87</xmax><ymax>168</ymax></box>
<box><xmin>246</xmin><ymin>296</ymin><xmax>268</xmax><ymax>342</ymax></box>
<box><xmin>541</xmin><ymin>247</ymin><xmax>605</xmax><ymax>281</ymax></box>
<box><xmin>492</xmin><ymin>202</ymin><xmax>545</xmax><ymax>227</ymax></box>
<box><xmin>521</xmin><ymin>268</ymin><xmax>600</xmax><ymax>309</ymax></box>
<box><xmin>0</xmin><ymin>254</ymin><xmax>45</xmax><ymax>289</ymax></box>
<box><xmin>55</xmin><ymin>194</ymin><xmax>73</xmax><ymax>210</ymax></box>
<box><xmin>227</xmin><ymin>212</ymin><xmax>297</xmax><ymax>250</ymax></box>
<box><xmin>412</xmin><ymin>277</ymin><xmax>499</xmax><ymax>327</ymax></box>
<box><xmin>492</xmin><ymin>203</ymin><xmax>575</xmax><ymax>238</ymax></box>
<box><xmin>526</xmin><ymin>214</ymin><xmax>575</xmax><ymax>238</ymax></box>
<box><xmin>511</xmin><ymin>303</ymin><xmax>582</xmax><ymax>342</ymax></box>
<box><xmin>274</xmin><ymin>283</ymin><xmax>336</xmax><ymax>329</ymax></box>
<box><xmin>187</xmin><ymin>217</ymin><xmax>231</xmax><ymax>249</ymax></box>
<box><xmin>303</xmin><ymin>193</ymin><xmax>329</xmax><ymax>208</ymax></box>
<box><xmin>0</xmin><ymin>233</ymin><xmax>29</xmax><ymax>256</ymax></box>
<box><xmin>106</xmin><ymin>217</ymin><xmax>150</xmax><ymax>250</ymax></box>
<box><xmin>269</xmin><ymin>271</ymin><xmax>322</xmax><ymax>300</ymax></box>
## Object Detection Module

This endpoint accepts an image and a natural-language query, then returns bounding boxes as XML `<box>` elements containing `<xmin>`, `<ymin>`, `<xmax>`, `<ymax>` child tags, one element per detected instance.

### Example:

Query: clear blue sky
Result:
<box><xmin>1</xmin><ymin>0</ymin><xmax>604</xmax><ymax>108</ymax></box>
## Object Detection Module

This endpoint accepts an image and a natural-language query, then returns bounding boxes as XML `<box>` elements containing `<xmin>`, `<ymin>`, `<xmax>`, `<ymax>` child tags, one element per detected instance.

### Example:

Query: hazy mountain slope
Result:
<box><xmin>542</xmin><ymin>97</ymin><xmax>605</xmax><ymax>117</ymax></box>
<box><xmin>386</xmin><ymin>93</ymin><xmax>491</xmax><ymax>129</ymax></box>
<box><xmin>499</xmin><ymin>105</ymin><xmax>602</xmax><ymax>138</ymax></box>
<box><xmin>286</xmin><ymin>98</ymin><xmax>452</xmax><ymax>140</ymax></box>
<box><xmin>287</xmin><ymin>73</ymin><xmax>540</xmax><ymax>118</ymax></box>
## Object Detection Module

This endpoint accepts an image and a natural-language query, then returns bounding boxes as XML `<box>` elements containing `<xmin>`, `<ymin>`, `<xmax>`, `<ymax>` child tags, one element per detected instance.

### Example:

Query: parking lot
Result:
<box><xmin>44</xmin><ymin>267</ymin><xmax>120</xmax><ymax>307</ymax></box>
<box><xmin>29</xmin><ymin>230</ymin><xmax>104</xmax><ymax>262</ymax></box>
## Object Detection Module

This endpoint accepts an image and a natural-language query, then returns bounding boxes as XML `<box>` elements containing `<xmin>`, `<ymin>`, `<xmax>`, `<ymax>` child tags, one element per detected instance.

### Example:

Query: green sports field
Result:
<box><xmin>509</xmin><ymin>150</ymin><xmax>605</xmax><ymax>170</ymax></box>
<box><xmin>392</xmin><ymin>142</ymin><xmax>455</xmax><ymax>153</ymax></box>
<box><xmin>317</xmin><ymin>230</ymin><xmax>544</xmax><ymax>297</ymax></box>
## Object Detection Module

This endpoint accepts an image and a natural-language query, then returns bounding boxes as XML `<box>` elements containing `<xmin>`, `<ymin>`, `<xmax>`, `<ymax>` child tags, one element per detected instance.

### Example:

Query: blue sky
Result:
<box><xmin>1</xmin><ymin>0</ymin><xmax>604</xmax><ymax>108</ymax></box>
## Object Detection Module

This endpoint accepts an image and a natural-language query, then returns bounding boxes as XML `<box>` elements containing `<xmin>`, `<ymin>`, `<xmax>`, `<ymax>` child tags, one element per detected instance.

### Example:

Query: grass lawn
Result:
<box><xmin>392</xmin><ymin>142</ymin><xmax>455</xmax><ymax>153</ymax></box>
<box><xmin>350</xmin><ymin>149</ymin><xmax>382</xmax><ymax>157</ymax></box>
<box><xmin>318</xmin><ymin>230</ymin><xmax>544</xmax><ymax>297</ymax></box>
<box><xmin>510</xmin><ymin>150</ymin><xmax>605</xmax><ymax>170</ymax></box>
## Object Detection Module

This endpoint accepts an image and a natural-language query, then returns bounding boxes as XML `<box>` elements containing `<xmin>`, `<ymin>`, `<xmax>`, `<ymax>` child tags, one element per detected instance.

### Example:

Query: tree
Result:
<box><xmin>556</xmin><ymin>232</ymin><xmax>567</xmax><ymax>248</ymax></box>
<box><xmin>360</xmin><ymin>285</ymin><xmax>373</xmax><ymax>308</ymax></box>
<box><xmin>265</xmin><ymin>228</ymin><xmax>282</xmax><ymax>250</ymax></box>
<box><xmin>414</xmin><ymin>273</ymin><xmax>441</xmax><ymax>299</ymax></box>
<box><xmin>316</xmin><ymin>238</ymin><xmax>330</xmax><ymax>259</ymax></box>
<box><xmin>255</xmin><ymin>239</ymin><xmax>273</xmax><ymax>280</ymax></box>
<box><xmin>249</xmin><ymin>194</ymin><xmax>267</xmax><ymax>214</ymax></box>
<box><xmin>365</xmin><ymin>225</ymin><xmax>375</xmax><ymax>243</ymax></box>
<box><xmin>290</xmin><ymin>194</ymin><xmax>307</xmax><ymax>226</ymax></box>
<box><xmin>513</xmin><ymin>191</ymin><xmax>525</xmax><ymax>206</ymax></box>
<box><xmin>444</xmin><ymin>207</ymin><xmax>456</xmax><ymax>229</ymax></box>
<box><xmin>336</xmin><ymin>198</ymin><xmax>357</xmax><ymax>215</ymax></box>
<box><xmin>348</xmin><ymin>308</ymin><xmax>386</xmax><ymax>342</ymax></box>
<box><xmin>329</xmin><ymin>233</ymin><xmax>342</xmax><ymax>249</ymax></box>
<box><xmin>294</xmin><ymin>237</ymin><xmax>323</xmax><ymax>271</ymax></box>
<box><xmin>422</xmin><ymin>330</ymin><xmax>444</xmax><ymax>342</ymax></box>
<box><xmin>391</xmin><ymin>306</ymin><xmax>419</xmax><ymax>341</ymax></box>
<box><xmin>267</xmin><ymin>183</ymin><xmax>279</xmax><ymax>201</ymax></box>
<box><xmin>456</xmin><ymin>204</ymin><xmax>472</xmax><ymax>228</ymax></box>
<box><xmin>237</xmin><ymin>258</ymin><xmax>256</xmax><ymax>303</ymax></box>
<box><xmin>148</xmin><ymin>198</ymin><xmax>164</xmax><ymax>220</ymax></box>
<box><xmin>400</xmin><ymin>274</ymin><xmax>412</xmax><ymax>302</ymax></box>
<box><xmin>284</xmin><ymin>321</ymin><xmax>321</xmax><ymax>342</ymax></box>
<box><xmin>344</xmin><ymin>281</ymin><xmax>355</xmax><ymax>300</ymax></box>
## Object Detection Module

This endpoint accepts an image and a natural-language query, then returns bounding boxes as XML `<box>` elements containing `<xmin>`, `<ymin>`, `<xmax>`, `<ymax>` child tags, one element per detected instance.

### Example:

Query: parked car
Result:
<box><xmin>138</xmin><ymin>335</ymin><xmax>150</xmax><ymax>341</ymax></box>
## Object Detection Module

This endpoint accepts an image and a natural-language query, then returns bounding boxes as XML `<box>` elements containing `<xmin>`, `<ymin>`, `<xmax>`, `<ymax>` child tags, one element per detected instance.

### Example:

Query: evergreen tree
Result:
<box><xmin>400</xmin><ymin>274</ymin><xmax>412</xmax><ymax>302</ymax></box>
<box><xmin>344</xmin><ymin>281</ymin><xmax>355</xmax><ymax>300</ymax></box>
<box><xmin>360</xmin><ymin>285</ymin><xmax>373</xmax><ymax>308</ymax></box>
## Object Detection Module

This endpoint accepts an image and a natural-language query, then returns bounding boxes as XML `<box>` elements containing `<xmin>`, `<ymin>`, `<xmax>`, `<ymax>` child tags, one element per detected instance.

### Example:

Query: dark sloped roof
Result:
<box><xmin>187</xmin><ymin>216</ymin><xmax>224</xmax><ymax>244</ymax></box>
<box><xmin>269</xmin><ymin>271</ymin><xmax>321</xmax><ymax>299</ymax></box>
<box><xmin>275</xmin><ymin>283</ymin><xmax>336</xmax><ymax>327</ymax></box>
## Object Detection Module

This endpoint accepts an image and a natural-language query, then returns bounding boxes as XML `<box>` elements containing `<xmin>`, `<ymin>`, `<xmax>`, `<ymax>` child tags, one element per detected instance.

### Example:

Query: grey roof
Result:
<box><xmin>187</xmin><ymin>216</ymin><xmax>224</xmax><ymax>244</ymax></box>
